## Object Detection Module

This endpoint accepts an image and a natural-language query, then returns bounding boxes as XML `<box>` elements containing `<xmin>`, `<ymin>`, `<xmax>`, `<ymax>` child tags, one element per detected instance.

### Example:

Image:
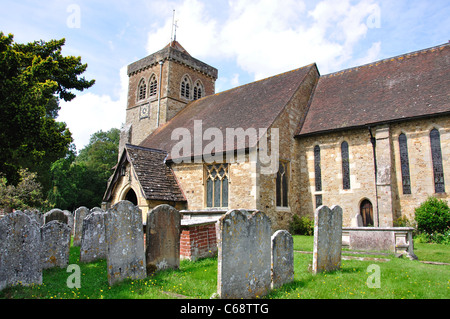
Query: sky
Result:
<box><xmin>0</xmin><ymin>0</ymin><xmax>449</xmax><ymax>152</ymax></box>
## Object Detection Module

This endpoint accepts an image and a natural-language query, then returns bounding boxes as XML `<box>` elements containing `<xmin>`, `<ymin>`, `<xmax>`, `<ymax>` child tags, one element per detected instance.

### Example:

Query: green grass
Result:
<box><xmin>1</xmin><ymin>236</ymin><xmax>448</xmax><ymax>299</ymax></box>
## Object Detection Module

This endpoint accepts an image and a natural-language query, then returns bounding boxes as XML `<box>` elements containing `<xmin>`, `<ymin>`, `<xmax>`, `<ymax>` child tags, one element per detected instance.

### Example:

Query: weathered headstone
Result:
<box><xmin>24</xmin><ymin>209</ymin><xmax>44</xmax><ymax>226</ymax></box>
<box><xmin>271</xmin><ymin>230</ymin><xmax>294</xmax><ymax>289</ymax></box>
<box><xmin>312</xmin><ymin>205</ymin><xmax>343</xmax><ymax>274</ymax></box>
<box><xmin>63</xmin><ymin>210</ymin><xmax>74</xmax><ymax>234</ymax></box>
<box><xmin>44</xmin><ymin>208</ymin><xmax>68</xmax><ymax>224</ymax></box>
<box><xmin>80</xmin><ymin>211</ymin><xmax>107</xmax><ymax>263</ymax></box>
<box><xmin>217</xmin><ymin>209</ymin><xmax>272</xmax><ymax>299</ymax></box>
<box><xmin>73</xmin><ymin>207</ymin><xmax>89</xmax><ymax>246</ymax></box>
<box><xmin>104</xmin><ymin>200</ymin><xmax>146</xmax><ymax>286</ymax></box>
<box><xmin>41</xmin><ymin>220</ymin><xmax>71</xmax><ymax>269</ymax></box>
<box><xmin>145</xmin><ymin>205</ymin><xmax>181</xmax><ymax>275</ymax></box>
<box><xmin>351</xmin><ymin>213</ymin><xmax>363</xmax><ymax>227</ymax></box>
<box><xmin>0</xmin><ymin>211</ymin><xmax>42</xmax><ymax>291</ymax></box>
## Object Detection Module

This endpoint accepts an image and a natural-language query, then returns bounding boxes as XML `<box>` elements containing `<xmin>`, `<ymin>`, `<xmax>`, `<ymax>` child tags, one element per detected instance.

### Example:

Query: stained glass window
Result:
<box><xmin>430</xmin><ymin>129</ymin><xmax>445</xmax><ymax>193</ymax></box>
<box><xmin>205</xmin><ymin>164</ymin><xmax>229</xmax><ymax>207</ymax></box>
<box><xmin>314</xmin><ymin>145</ymin><xmax>322</xmax><ymax>192</ymax></box>
<box><xmin>398</xmin><ymin>133</ymin><xmax>411</xmax><ymax>194</ymax></box>
<box><xmin>341</xmin><ymin>141</ymin><xmax>350</xmax><ymax>190</ymax></box>
<box><xmin>276</xmin><ymin>162</ymin><xmax>289</xmax><ymax>207</ymax></box>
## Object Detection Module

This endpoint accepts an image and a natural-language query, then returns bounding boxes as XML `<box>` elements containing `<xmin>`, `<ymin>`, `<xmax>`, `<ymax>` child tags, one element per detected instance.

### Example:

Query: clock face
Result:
<box><xmin>140</xmin><ymin>104</ymin><xmax>149</xmax><ymax>118</ymax></box>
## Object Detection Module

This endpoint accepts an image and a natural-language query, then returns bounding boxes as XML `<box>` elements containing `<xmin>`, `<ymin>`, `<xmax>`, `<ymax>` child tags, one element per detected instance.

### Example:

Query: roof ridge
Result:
<box><xmin>322</xmin><ymin>42</ymin><xmax>450</xmax><ymax>78</ymax></box>
<box><xmin>214</xmin><ymin>63</ymin><xmax>316</xmax><ymax>97</ymax></box>
<box><xmin>126</xmin><ymin>143</ymin><xmax>167</xmax><ymax>154</ymax></box>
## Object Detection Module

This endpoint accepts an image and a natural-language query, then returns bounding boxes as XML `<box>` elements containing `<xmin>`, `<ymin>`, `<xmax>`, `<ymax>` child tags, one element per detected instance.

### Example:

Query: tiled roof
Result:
<box><xmin>140</xmin><ymin>64</ymin><xmax>317</xmax><ymax>161</ymax></box>
<box><xmin>127</xmin><ymin>41</ymin><xmax>218</xmax><ymax>79</ymax></box>
<box><xmin>296</xmin><ymin>43</ymin><xmax>450</xmax><ymax>136</ymax></box>
<box><xmin>103</xmin><ymin>145</ymin><xmax>186</xmax><ymax>202</ymax></box>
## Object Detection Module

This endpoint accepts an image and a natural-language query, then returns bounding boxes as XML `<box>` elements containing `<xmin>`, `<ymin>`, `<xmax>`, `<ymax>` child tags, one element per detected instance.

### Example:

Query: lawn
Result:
<box><xmin>1</xmin><ymin>236</ymin><xmax>448</xmax><ymax>299</ymax></box>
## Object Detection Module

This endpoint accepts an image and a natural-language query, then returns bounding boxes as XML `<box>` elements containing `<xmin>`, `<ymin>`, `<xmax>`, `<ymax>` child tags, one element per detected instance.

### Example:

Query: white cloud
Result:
<box><xmin>57</xmin><ymin>65</ymin><xmax>128</xmax><ymax>152</ymax></box>
<box><xmin>146</xmin><ymin>0</ymin><xmax>382</xmax><ymax>82</ymax></box>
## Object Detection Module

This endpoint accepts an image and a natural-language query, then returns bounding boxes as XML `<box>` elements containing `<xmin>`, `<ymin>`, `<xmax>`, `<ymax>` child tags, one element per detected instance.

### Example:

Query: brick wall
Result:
<box><xmin>180</xmin><ymin>222</ymin><xmax>217</xmax><ymax>260</ymax></box>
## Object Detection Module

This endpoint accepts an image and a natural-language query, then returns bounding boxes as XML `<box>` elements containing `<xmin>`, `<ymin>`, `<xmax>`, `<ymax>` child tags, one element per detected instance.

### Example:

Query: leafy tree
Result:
<box><xmin>48</xmin><ymin>128</ymin><xmax>119</xmax><ymax>211</ymax></box>
<box><xmin>0</xmin><ymin>32</ymin><xmax>95</xmax><ymax>188</ymax></box>
<box><xmin>415</xmin><ymin>196</ymin><xmax>450</xmax><ymax>235</ymax></box>
<box><xmin>0</xmin><ymin>168</ymin><xmax>50</xmax><ymax>213</ymax></box>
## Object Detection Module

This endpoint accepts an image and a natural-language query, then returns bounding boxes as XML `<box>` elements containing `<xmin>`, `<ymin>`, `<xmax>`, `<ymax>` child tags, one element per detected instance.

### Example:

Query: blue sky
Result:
<box><xmin>1</xmin><ymin>0</ymin><xmax>449</xmax><ymax>151</ymax></box>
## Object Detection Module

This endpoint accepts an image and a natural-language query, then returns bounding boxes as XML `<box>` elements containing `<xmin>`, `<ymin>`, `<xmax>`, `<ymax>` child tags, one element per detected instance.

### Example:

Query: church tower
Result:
<box><xmin>119</xmin><ymin>41</ymin><xmax>218</xmax><ymax>153</ymax></box>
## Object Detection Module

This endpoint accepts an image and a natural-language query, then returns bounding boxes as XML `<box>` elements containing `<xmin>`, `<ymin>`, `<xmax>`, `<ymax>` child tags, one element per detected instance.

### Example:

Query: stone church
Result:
<box><xmin>103</xmin><ymin>40</ymin><xmax>449</xmax><ymax>231</ymax></box>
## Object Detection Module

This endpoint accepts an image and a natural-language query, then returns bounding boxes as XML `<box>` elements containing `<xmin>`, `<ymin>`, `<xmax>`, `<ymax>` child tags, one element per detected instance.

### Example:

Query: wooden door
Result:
<box><xmin>360</xmin><ymin>199</ymin><xmax>373</xmax><ymax>227</ymax></box>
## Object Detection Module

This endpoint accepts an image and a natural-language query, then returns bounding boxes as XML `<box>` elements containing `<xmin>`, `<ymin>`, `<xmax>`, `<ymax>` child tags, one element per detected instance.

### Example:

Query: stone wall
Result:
<box><xmin>124</xmin><ymin>57</ymin><xmax>216</xmax><ymax>148</ymax></box>
<box><xmin>258</xmin><ymin>67</ymin><xmax>319</xmax><ymax>230</ymax></box>
<box><xmin>297</xmin><ymin>115</ymin><xmax>450</xmax><ymax>226</ymax></box>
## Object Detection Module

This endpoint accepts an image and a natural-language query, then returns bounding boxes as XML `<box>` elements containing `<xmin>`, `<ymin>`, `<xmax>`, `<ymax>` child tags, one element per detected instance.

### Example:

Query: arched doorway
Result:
<box><xmin>360</xmin><ymin>199</ymin><xmax>374</xmax><ymax>227</ymax></box>
<box><xmin>124</xmin><ymin>188</ymin><xmax>138</xmax><ymax>206</ymax></box>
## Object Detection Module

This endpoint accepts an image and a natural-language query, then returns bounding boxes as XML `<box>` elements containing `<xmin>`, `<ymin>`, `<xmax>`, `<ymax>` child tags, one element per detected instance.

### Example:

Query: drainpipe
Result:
<box><xmin>368</xmin><ymin>126</ymin><xmax>380</xmax><ymax>227</ymax></box>
<box><xmin>157</xmin><ymin>60</ymin><xmax>163</xmax><ymax>127</ymax></box>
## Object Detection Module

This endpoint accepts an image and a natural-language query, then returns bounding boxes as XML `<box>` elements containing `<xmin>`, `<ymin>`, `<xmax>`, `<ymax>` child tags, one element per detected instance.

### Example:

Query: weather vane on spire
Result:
<box><xmin>171</xmin><ymin>9</ymin><xmax>179</xmax><ymax>43</ymax></box>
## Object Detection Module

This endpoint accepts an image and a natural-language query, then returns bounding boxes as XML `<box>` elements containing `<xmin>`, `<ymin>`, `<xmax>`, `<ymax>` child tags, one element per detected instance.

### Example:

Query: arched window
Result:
<box><xmin>430</xmin><ymin>129</ymin><xmax>445</xmax><ymax>193</ymax></box>
<box><xmin>149</xmin><ymin>74</ymin><xmax>158</xmax><ymax>97</ymax></box>
<box><xmin>314</xmin><ymin>145</ymin><xmax>322</xmax><ymax>192</ymax></box>
<box><xmin>138</xmin><ymin>78</ymin><xmax>146</xmax><ymax>101</ymax></box>
<box><xmin>341</xmin><ymin>141</ymin><xmax>350</xmax><ymax>190</ymax></box>
<box><xmin>205</xmin><ymin>164</ymin><xmax>229</xmax><ymax>208</ymax></box>
<box><xmin>193</xmin><ymin>81</ymin><xmax>204</xmax><ymax>100</ymax></box>
<box><xmin>276</xmin><ymin>162</ymin><xmax>289</xmax><ymax>207</ymax></box>
<box><xmin>398</xmin><ymin>133</ymin><xmax>411</xmax><ymax>194</ymax></box>
<box><xmin>181</xmin><ymin>76</ymin><xmax>191</xmax><ymax>100</ymax></box>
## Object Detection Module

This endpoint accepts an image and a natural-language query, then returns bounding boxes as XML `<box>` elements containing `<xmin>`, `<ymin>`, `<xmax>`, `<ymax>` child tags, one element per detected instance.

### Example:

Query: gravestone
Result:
<box><xmin>312</xmin><ymin>205</ymin><xmax>343</xmax><ymax>274</ymax></box>
<box><xmin>73</xmin><ymin>207</ymin><xmax>89</xmax><ymax>246</ymax></box>
<box><xmin>63</xmin><ymin>210</ymin><xmax>74</xmax><ymax>234</ymax></box>
<box><xmin>217</xmin><ymin>209</ymin><xmax>272</xmax><ymax>299</ymax></box>
<box><xmin>104</xmin><ymin>200</ymin><xmax>146</xmax><ymax>286</ymax></box>
<box><xmin>351</xmin><ymin>213</ymin><xmax>363</xmax><ymax>227</ymax></box>
<box><xmin>80</xmin><ymin>210</ymin><xmax>107</xmax><ymax>263</ymax></box>
<box><xmin>145</xmin><ymin>205</ymin><xmax>181</xmax><ymax>275</ymax></box>
<box><xmin>24</xmin><ymin>209</ymin><xmax>44</xmax><ymax>226</ymax></box>
<box><xmin>41</xmin><ymin>220</ymin><xmax>71</xmax><ymax>269</ymax></box>
<box><xmin>0</xmin><ymin>211</ymin><xmax>42</xmax><ymax>291</ymax></box>
<box><xmin>44</xmin><ymin>208</ymin><xmax>68</xmax><ymax>224</ymax></box>
<box><xmin>271</xmin><ymin>230</ymin><xmax>294</xmax><ymax>289</ymax></box>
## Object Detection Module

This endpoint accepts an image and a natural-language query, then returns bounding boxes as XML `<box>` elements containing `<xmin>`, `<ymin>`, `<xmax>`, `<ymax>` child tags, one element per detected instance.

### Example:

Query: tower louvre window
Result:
<box><xmin>193</xmin><ymin>81</ymin><xmax>204</xmax><ymax>100</ymax></box>
<box><xmin>138</xmin><ymin>79</ymin><xmax>146</xmax><ymax>100</ymax></box>
<box><xmin>149</xmin><ymin>75</ymin><xmax>158</xmax><ymax>97</ymax></box>
<box><xmin>181</xmin><ymin>76</ymin><xmax>191</xmax><ymax>99</ymax></box>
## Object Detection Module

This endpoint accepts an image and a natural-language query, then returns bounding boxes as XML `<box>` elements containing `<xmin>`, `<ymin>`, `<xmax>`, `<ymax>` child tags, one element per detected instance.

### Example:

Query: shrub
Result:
<box><xmin>289</xmin><ymin>215</ymin><xmax>314</xmax><ymax>236</ymax></box>
<box><xmin>414</xmin><ymin>197</ymin><xmax>450</xmax><ymax>235</ymax></box>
